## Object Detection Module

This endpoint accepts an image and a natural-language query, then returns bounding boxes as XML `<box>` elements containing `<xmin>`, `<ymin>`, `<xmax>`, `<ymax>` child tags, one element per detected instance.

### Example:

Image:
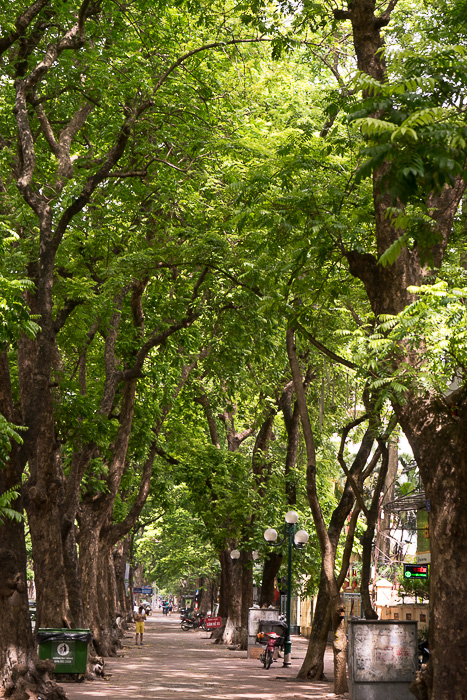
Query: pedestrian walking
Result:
<box><xmin>134</xmin><ymin>606</ymin><xmax>146</xmax><ymax>645</ymax></box>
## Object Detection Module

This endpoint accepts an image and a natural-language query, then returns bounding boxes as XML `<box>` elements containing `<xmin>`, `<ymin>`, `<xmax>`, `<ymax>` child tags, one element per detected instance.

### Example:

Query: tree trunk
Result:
<box><xmin>295</xmin><ymin>397</ymin><xmax>380</xmax><ymax>682</ymax></box>
<box><xmin>197</xmin><ymin>577</ymin><xmax>213</xmax><ymax>615</ymax></box>
<box><xmin>331</xmin><ymin>596</ymin><xmax>348</xmax><ymax>695</ymax></box>
<box><xmin>18</xmin><ymin>327</ymin><xmax>74</xmax><ymax>632</ymax></box>
<box><xmin>360</xmin><ymin>526</ymin><xmax>378</xmax><ymax>620</ymax></box>
<box><xmin>217</xmin><ymin>550</ymin><xmax>229</xmax><ymax>620</ymax></box>
<box><xmin>62</xmin><ymin>522</ymin><xmax>84</xmax><ymax>628</ymax></box>
<box><xmin>0</xmin><ymin>352</ymin><xmax>66</xmax><ymax>699</ymax></box>
<box><xmin>287</xmin><ymin>330</ymin><xmax>348</xmax><ymax>694</ymax></box>
<box><xmin>334</xmin><ymin>3</ymin><xmax>467</xmax><ymax>696</ymax></box>
<box><xmin>377</xmin><ymin>438</ymin><xmax>398</xmax><ymax>564</ymax></box>
<box><xmin>218</xmin><ymin>549</ymin><xmax>242</xmax><ymax>645</ymax></box>
<box><xmin>96</xmin><ymin>547</ymin><xmax>121</xmax><ymax>656</ymax></box>
<box><xmin>78</xmin><ymin>509</ymin><xmax>105</xmax><ymax>650</ymax></box>
<box><xmin>240</xmin><ymin>552</ymin><xmax>253</xmax><ymax>650</ymax></box>
<box><xmin>297</xmin><ymin>572</ymin><xmax>330</xmax><ymax>680</ymax></box>
<box><xmin>0</xmin><ymin>516</ymin><xmax>67</xmax><ymax>700</ymax></box>
<box><xmin>259</xmin><ymin>552</ymin><xmax>283</xmax><ymax>608</ymax></box>
<box><xmin>398</xmin><ymin>402</ymin><xmax>467</xmax><ymax>700</ymax></box>
<box><xmin>114</xmin><ymin>539</ymin><xmax>130</xmax><ymax>621</ymax></box>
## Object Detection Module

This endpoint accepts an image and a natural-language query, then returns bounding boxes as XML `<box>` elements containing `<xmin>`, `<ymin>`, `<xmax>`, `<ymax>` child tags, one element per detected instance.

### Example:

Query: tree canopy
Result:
<box><xmin>1</xmin><ymin>1</ymin><xmax>467</xmax><ymax>698</ymax></box>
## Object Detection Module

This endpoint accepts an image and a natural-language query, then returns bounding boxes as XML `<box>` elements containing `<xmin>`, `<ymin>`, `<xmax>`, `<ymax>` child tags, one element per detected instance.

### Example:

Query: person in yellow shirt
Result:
<box><xmin>135</xmin><ymin>606</ymin><xmax>146</xmax><ymax>645</ymax></box>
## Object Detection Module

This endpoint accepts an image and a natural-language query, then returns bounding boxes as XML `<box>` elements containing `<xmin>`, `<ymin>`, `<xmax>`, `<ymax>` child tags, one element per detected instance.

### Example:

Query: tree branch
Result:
<box><xmin>122</xmin><ymin>268</ymin><xmax>209</xmax><ymax>381</ymax></box>
<box><xmin>104</xmin><ymin>441</ymin><xmax>158</xmax><ymax>546</ymax></box>
<box><xmin>152</xmin><ymin>37</ymin><xmax>271</xmax><ymax>95</ymax></box>
<box><xmin>0</xmin><ymin>0</ymin><xmax>50</xmax><ymax>56</ymax></box>
<box><xmin>295</xmin><ymin>322</ymin><xmax>357</xmax><ymax>370</ymax></box>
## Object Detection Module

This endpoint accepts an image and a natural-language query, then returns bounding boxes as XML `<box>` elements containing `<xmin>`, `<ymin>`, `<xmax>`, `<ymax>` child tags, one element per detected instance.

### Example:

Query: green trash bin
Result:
<box><xmin>37</xmin><ymin>628</ymin><xmax>93</xmax><ymax>675</ymax></box>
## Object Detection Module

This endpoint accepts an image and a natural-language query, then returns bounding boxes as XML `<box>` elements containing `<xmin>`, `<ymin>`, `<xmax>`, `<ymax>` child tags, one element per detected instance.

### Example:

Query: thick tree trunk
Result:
<box><xmin>18</xmin><ymin>329</ymin><xmax>74</xmax><ymax>632</ymax></box>
<box><xmin>62</xmin><ymin>522</ymin><xmax>84</xmax><ymax>628</ymax></box>
<box><xmin>398</xmin><ymin>401</ymin><xmax>467</xmax><ymax>700</ymax></box>
<box><xmin>114</xmin><ymin>538</ymin><xmax>131</xmax><ymax>622</ymax></box>
<box><xmin>96</xmin><ymin>547</ymin><xmax>121</xmax><ymax>656</ymax></box>
<box><xmin>334</xmin><ymin>3</ymin><xmax>467</xmax><ymax>696</ymax></box>
<box><xmin>297</xmin><ymin>572</ymin><xmax>330</xmax><ymax>680</ymax></box>
<box><xmin>331</xmin><ymin>597</ymin><xmax>348</xmax><ymax>696</ymax></box>
<box><xmin>240</xmin><ymin>552</ymin><xmax>253</xmax><ymax>650</ymax></box>
<box><xmin>212</xmin><ymin>550</ymin><xmax>229</xmax><ymax>641</ymax></box>
<box><xmin>78</xmin><ymin>510</ymin><xmax>104</xmax><ymax>648</ymax></box>
<box><xmin>0</xmin><ymin>347</ymin><xmax>63</xmax><ymax>699</ymax></box>
<box><xmin>0</xmin><ymin>352</ymin><xmax>66</xmax><ymax>699</ymax></box>
<box><xmin>27</xmin><ymin>500</ymin><xmax>73</xmax><ymax>630</ymax></box>
<box><xmin>218</xmin><ymin>549</ymin><xmax>242</xmax><ymax>645</ymax></box>
<box><xmin>377</xmin><ymin>438</ymin><xmax>398</xmax><ymax>564</ymax></box>
<box><xmin>0</xmin><ymin>516</ymin><xmax>66</xmax><ymax>700</ymax></box>
<box><xmin>360</xmin><ymin>526</ymin><xmax>378</xmax><ymax>620</ymax></box>
<box><xmin>259</xmin><ymin>552</ymin><xmax>283</xmax><ymax>608</ymax></box>
<box><xmin>197</xmin><ymin>577</ymin><xmax>213</xmax><ymax>615</ymax></box>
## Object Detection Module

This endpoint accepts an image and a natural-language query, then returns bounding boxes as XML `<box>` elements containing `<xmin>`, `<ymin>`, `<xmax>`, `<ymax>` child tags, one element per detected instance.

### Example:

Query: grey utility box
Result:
<box><xmin>348</xmin><ymin>620</ymin><xmax>417</xmax><ymax>700</ymax></box>
<box><xmin>247</xmin><ymin>607</ymin><xmax>280</xmax><ymax>659</ymax></box>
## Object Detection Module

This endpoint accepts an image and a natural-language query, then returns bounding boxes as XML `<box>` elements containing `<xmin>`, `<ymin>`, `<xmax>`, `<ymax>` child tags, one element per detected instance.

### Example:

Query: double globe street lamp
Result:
<box><xmin>264</xmin><ymin>510</ymin><xmax>309</xmax><ymax>667</ymax></box>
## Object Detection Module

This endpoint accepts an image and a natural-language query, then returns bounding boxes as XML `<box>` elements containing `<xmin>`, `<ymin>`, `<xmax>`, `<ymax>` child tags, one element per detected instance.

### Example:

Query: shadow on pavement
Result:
<box><xmin>64</xmin><ymin>612</ymin><xmax>342</xmax><ymax>700</ymax></box>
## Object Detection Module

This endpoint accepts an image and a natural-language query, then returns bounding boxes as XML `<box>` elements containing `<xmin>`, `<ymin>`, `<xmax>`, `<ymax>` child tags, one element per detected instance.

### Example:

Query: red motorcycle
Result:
<box><xmin>257</xmin><ymin>632</ymin><xmax>281</xmax><ymax>669</ymax></box>
<box><xmin>180</xmin><ymin>613</ymin><xmax>207</xmax><ymax>631</ymax></box>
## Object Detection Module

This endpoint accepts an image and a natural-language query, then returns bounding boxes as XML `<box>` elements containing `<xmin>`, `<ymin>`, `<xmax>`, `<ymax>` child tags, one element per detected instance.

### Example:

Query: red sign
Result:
<box><xmin>205</xmin><ymin>616</ymin><xmax>223</xmax><ymax>629</ymax></box>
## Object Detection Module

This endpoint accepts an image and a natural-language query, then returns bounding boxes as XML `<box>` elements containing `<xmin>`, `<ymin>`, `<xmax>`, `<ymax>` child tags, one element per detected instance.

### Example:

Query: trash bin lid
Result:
<box><xmin>36</xmin><ymin>628</ymin><xmax>93</xmax><ymax>644</ymax></box>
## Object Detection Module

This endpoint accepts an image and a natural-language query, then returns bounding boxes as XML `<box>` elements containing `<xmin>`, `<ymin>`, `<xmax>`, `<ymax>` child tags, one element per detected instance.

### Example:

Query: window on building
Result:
<box><xmin>420</xmin><ymin>614</ymin><xmax>426</xmax><ymax>623</ymax></box>
<box><xmin>394</xmin><ymin>612</ymin><xmax>399</xmax><ymax>620</ymax></box>
<box><xmin>406</xmin><ymin>613</ymin><xmax>412</xmax><ymax>620</ymax></box>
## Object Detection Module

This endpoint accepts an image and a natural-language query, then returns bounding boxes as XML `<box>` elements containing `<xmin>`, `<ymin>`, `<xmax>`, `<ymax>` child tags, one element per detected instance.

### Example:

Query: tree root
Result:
<box><xmin>409</xmin><ymin>665</ymin><xmax>432</xmax><ymax>700</ymax></box>
<box><xmin>86</xmin><ymin>653</ymin><xmax>105</xmax><ymax>680</ymax></box>
<box><xmin>4</xmin><ymin>658</ymin><xmax>67</xmax><ymax>700</ymax></box>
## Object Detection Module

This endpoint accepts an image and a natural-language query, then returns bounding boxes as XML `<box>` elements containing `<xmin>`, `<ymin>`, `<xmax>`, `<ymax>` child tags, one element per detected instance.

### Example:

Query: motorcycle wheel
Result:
<box><xmin>265</xmin><ymin>651</ymin><xmax>273</xmax><ymax>669</ymax></box>
<box><xmin>181</xmin><ymin>622</ymin><xmax>192</xmax><ymax>631</ymax></box>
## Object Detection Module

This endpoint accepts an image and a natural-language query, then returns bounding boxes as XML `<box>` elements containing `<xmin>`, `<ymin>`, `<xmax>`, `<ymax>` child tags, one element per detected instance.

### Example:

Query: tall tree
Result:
<box><xmin>0</xmin><ymin>0</ymin><xmax>270</xmax><ymax>692</ymax></box>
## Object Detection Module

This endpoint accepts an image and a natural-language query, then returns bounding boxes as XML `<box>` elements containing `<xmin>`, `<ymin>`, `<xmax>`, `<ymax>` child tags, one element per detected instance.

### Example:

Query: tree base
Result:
<box><xmin>408</xmin><ymin>666</ymin><xmax>432</xmax><ymax>700</ymax></box>
<box><xmin>3</xmin><ymin>658</ymin><xmax>67</xmax><ymax>700</ymax></box>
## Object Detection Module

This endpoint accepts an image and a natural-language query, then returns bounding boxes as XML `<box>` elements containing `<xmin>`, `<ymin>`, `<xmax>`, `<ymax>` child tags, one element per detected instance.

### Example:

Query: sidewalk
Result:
<box><xmin>65</xmin><ymin>612</ymin><xmax>344</xmax><ymax>700</ymax></box>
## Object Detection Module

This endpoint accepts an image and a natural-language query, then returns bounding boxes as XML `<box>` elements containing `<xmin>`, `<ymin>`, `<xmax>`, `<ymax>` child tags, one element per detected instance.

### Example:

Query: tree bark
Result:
<box><xmin>240</xmin><ymin>551</ymin><xmax>254</xmax><ymax>649</ymax></box>
<box><xmin>114</xmin><ymin>538</ymin><xmax>131</xmax><ymax>621</ymax></box>
<box><xmin>333</xmin><ymin>3</ymin><xmax>467</xmax><ymax>695</ymax></box>
<box><xmin>398</xmin><ymin>399</ymin><xmax>467</xmax><ymax>700</ymax></box>
<box><xmin>377</xmin><ymin>438</ymin><xmax>398</xmax><ymax>564</ymax></box>
<box><xmin>286</xmin><ymin>329</ymin><xmax>348</xmax><ymax>694</ymax></box>
<box><xmin>297</xmin><ymin>571</ymin><xmax>331</xmax><ymax>680</ymax></box>
<box><xmin>0</xmin><ymin>353</ymin><xmax>66</xmax><ymax>700</ymax></box>
<box><xmin>218</xmin><ymin>549</ymin><xmax>243</xmax><ymax>645</ymax></box>
<box><xmin>259</xmin><ymin>552</ymin><xmax>283</xmax><ymax>608</ymax></box>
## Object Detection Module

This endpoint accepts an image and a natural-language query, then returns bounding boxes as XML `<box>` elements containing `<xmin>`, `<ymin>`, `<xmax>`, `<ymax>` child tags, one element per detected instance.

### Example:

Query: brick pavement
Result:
<box><xmin>64</xmin><ymin>612</ymin><xmax>347</xmax><ymax>700</ymax></box>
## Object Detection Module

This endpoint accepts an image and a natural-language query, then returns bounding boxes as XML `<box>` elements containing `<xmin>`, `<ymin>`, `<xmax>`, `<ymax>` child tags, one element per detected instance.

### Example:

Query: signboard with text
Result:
<box><xmin>204</xmin><ymin>616</ymin><xmax>223</xmax><ymax>629</ymax></box>
<box><xmin>416</xmin><ymin>509</ymin><xmax>430</xmax><ymax>564</ymax></box>
<box><xmin>404</xmin><ymin>564</ymin><xmax>429</xmax><ymax>580</ymax></box>
<box><xmin>133</xmin><ymin>586</ymin><xmax>153</xmax><ymax>595</ymax></box>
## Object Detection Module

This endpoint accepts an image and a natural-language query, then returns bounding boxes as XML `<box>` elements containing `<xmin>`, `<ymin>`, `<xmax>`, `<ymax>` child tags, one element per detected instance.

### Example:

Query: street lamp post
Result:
<box><xmin>264</xmin><ymin>510</ymin><xmax>309</xmax><ymax>667</ymax></box>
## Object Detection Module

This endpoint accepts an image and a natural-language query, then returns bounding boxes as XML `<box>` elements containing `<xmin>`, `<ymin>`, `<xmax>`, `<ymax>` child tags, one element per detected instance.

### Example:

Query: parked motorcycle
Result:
<box><xmin>257</xmin><ymin>632</ymin><xmax>281</xmax><ymax>669</ymax></box>
<box><xmin>180</xmin><ymin>613</ymin><xmax>207</xmax><ymax>631</ymax></box>
<box><xmin>418</xmin><ymin>640</ymin><xmax>429</xmax><ymax>670</ymax></box>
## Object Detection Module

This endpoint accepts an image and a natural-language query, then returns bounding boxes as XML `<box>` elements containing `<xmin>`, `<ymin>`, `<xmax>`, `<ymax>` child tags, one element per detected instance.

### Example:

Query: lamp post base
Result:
<box><xmin>282</xmin><ymin>640</ymin><xmax>292</xmax><ymax>666</ymax></box>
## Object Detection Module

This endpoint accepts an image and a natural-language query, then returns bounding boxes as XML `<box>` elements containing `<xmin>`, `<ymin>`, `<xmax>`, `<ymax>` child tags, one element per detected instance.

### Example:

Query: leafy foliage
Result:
<box><xmin>0</xmin><ymin>485</ymin><xmax>23</xmax><ymax>523</ymax></box>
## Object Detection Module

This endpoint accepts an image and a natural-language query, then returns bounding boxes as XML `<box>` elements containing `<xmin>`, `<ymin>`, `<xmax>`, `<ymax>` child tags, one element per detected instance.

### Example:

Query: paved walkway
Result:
<box><xmin>64</xmin><ymin>612</ymin><xmax>345</xmax><ymax>700</ymax></box>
